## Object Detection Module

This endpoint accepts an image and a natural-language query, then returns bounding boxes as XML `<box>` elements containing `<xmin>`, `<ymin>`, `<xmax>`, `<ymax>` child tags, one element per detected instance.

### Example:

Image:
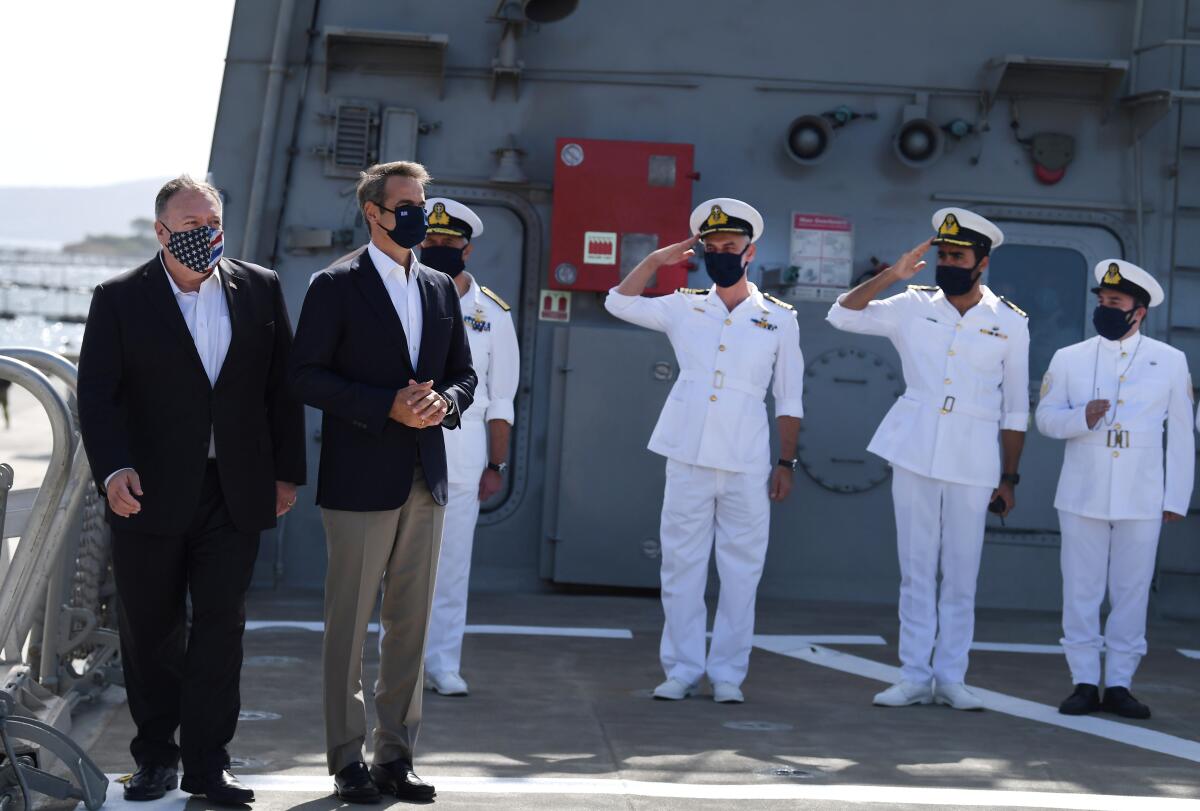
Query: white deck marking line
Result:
<box><xmin>1178</xmin><ymin>649</ymin><xmax>1200</xmax><ymax>660</ymax></box>
<box><xmin>971</xmin><ymin>642</ymin><xmax>1063</xmax><ymax>654</ymax></box>
<box><xmin>749</xmin><ymin>634</ymin><xmax>887</xmax><ymax>646</ymax></box>
<box><xmin>98</xmin><ymin>775</ymin><xmax>1200</xmax><ymax>809</ymax></box>
<box><xmin>753</xmin><ymin>638</ymin><xmax>1200</xmax><ymax>764</ymax></box>
<box><xmin>243</xmin><ymin>621</ymin><xmax>632</xmax><ymax>639</ymax></box>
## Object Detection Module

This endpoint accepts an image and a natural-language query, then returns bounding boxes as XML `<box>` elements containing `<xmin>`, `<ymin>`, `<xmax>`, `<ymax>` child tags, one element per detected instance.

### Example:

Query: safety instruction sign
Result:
<box><xmin>789</xmin><ymin>213</ymin><xmax>853</xmax><ymax>290</ymax></box>
<box><xmin>583</xmin><ymin>231</ymin><xmax>617</xmax><ymax>265</ymax></box>
<box><xmin>539</xmin><ymin>289</ymin><xmax>572</xmax><ymax>322</ymax></box>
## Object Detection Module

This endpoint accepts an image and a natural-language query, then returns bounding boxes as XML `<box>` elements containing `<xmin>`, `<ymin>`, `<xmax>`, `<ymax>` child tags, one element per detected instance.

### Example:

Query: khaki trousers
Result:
<box><xmin>320</xmin><ymin>473</ymin><xmax>445</xmax><ymax>774</ymax></box>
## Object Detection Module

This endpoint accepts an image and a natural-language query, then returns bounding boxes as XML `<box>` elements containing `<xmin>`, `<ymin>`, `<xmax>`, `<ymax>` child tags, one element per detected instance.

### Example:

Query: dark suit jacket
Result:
<box><xmin>77</xmin><ymin>255</ymin><xmax>307</xmax><ymax>536</ymax></box>
<box><xmin>289</xmin><ymin>246</ymin><xmax>476</xmax><ymax>509</ymax></box>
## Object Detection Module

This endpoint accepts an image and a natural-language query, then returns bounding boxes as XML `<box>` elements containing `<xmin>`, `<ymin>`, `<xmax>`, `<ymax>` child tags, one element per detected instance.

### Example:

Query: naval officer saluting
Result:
<box><xmin>826</xmin><ymin>208</ymin><xmax>1030</xmax><ymax>711</ymax></box>
<box><xmin>605</xmin><ymin>198</ymin><xmax>805</xmax><ymax>704</ymax></box>
<box><xmin>418</xmin><ymin>198</ymin><xmax>520</xmax><ymax>697</ymax></box>
<box><xmin>1036</xmin><ymin>260</ymin><xmax>1195</xmax><ymax>719</ymax></box>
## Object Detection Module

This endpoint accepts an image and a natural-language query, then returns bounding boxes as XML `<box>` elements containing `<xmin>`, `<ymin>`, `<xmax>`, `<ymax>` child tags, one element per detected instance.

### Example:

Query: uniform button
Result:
<box><xmin>1114</xmin><ymin>423</ymin><xmax>1121</xmax><ymax>431</ymax></box>
<box><xmin>1119</xmin><ymin>375</ymin><xmax>1126</xmax><ymax>382</ymax></box>
<box><xmin>944</xmin><ymin>378</ymin><xmax>951</xmax><ymax>385</ymax></box>
<box><xmin>1121</xmin><ymin>352</ymin><xmax>1128</xmax><ymax>358</ymax></box>
<box><xmin>955</xmin><ymin>324</ymin><xmax>962</xmax><ymax>330</ymax></box>
<box><xmin>724</xmin><ymin>319</ymin><xmax>732</xmax><ymax>326</ymax></box>
<box><xmin>1112</xmin><ymin>450</ymin><xmax>1120</xmax><ymax>458</ymax></box>
<box><xmin>710</xmin><ymin>394</ymin><xmax>718</xmax><ymax>402</ymax></box>
<box><xmin>719</xmin><ymin>344</ymin><xmax>726</xmax><ymax>351</ymax></box>
<box><xmin>948</xmin><ymin>349</ymin><xmax>956</xmax><ymax>356</ymax></box>
<box><xmin>1118</xmin><ymin>399</ymin><xmax>1124</xmax><ymax>405</ymax></box>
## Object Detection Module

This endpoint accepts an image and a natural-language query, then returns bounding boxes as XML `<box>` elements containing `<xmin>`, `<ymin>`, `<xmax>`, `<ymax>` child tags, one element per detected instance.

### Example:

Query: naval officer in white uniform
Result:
<box><xmin>418</xmin><ymin>198</ymin><xmax>520</xmax><ymax>697</ymax></box>
<box><xmin>827</xmin><ymin>208</ymin><xmax>1030</xmax><ymax>711</ymax></box>
<box><xmin>1036</xmin><ymin>259</ymin><xmax>1194</xmax><ymax>719</ymax></box>
<box><xmin>605</xmin><ymin>198</ymin><xmax>805</xmax><ymax>704</ymax></box>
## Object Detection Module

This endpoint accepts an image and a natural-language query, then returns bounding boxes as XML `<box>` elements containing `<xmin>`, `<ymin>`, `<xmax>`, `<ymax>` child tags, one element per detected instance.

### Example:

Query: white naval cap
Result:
<box><xmin>424</xmin><ymin>197</ymin><xmax>484</xmax><ymax>239</ymax></box>
<box><xmin>690</xmin><ymin>198</ymin><xmax>764</xmax><ymax>243</ymax></box>
<box><xmin>1092</xmin><ymin>258</ymin><xmax>1164</xmax><ymax>308</ymax></box>
<box><xmin>930</xmin><ymin>207</ymin><xmax>1004</xmax><ymax>251</ymax></box>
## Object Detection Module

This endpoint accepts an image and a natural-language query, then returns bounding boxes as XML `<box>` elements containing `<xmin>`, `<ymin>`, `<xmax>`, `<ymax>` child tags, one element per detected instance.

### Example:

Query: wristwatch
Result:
<box><xmin>488</xmin><ymin>461</ymin><xmax>508</xmax><ymax>473</ymax></box>
<box><xmin>1000</xmin><ymin>473</ymin><xmax>1020</xmax><ymax>486</ymax></box>
<box><xmin>777</xmin><ymin>458</ymin><xmax>798</xmax><ymax>471</ymax></box>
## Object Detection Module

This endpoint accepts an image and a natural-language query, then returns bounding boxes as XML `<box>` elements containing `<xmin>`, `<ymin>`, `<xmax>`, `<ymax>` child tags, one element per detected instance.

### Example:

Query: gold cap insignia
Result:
<box><xmin>429</xmin><ymin>202</ymin><xmax>451</xmax><ymax>227</ymax></box>
<box><xmin>705</xmin><ymin>205</ymin><xmax>729</xmax><ymax>228</ymax></box>
<box><xmin>1103</xmin><ymin>262</ymin><xmax>1122</xmax><ymax>285</ymax></box>
<box><xmin>938</xmin><ymin>213</ymin><xmax>960</xmax><ymax>237</ymax></box>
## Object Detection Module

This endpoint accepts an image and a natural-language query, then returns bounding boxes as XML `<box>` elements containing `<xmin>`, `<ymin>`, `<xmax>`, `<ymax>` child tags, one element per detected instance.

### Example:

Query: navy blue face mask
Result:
<box><xmin>375</xmin><ymin>203</ymin><xmax>428</xmax><ymax>249</ymax></box>
<box><xmin>703</xmin><ymin>245</ymin><xmax>749</xmax><ymax>288</ymax></box>
<box><xmin>420</xmin><ymin>244</ymin><xmax>466</xmax><ymax>277</ymax></box>
<box><xmin>1093</xmin><ymin>304</ymin><xmax>1138</xmax><ymax>340</ymax></box>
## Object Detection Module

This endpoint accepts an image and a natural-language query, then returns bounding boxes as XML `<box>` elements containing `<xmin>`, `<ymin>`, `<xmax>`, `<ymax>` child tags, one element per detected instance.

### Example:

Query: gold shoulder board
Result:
<box><xmin>908</xmin><ymin>284</ymin><xmax>939</xmax><ymax>292</ymax></box>
<box><xmin>1000</xmin><ymin>297</ymin><xmax>1027</xmax><ymax>318</ymax></box>
<box><xmin>480</xmin><ymin>285</ymin><xmax>510</xmax><ymax>311</ymax></box>
<box><xmin>677</xmin><ymin>287</ymin><xmax>709</xmax><ymax>295</ymax></box>
<box><xmin>763</xmin><ymin>292</ymin><xmax>795</xmax><ymax>311</ymax></box>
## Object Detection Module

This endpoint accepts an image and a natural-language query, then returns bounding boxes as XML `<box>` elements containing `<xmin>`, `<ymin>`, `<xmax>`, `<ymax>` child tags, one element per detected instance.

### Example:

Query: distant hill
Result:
<box><xmin>0</xmin><ymin>178</ymin><xmax>170</xmax><ymax>249</ymax></box>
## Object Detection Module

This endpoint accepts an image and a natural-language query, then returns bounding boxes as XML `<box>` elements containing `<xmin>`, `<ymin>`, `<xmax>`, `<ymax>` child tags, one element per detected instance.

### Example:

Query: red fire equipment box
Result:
<box><xmin>548</xmin><ymin>137</ymin><xmax>695</xmax><ymax>295</ymax></box>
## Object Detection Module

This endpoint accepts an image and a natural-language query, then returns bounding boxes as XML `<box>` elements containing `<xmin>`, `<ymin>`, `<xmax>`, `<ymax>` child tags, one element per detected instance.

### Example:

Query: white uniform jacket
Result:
<box><xmin>1036</xmin><ymin>334</ymin><xmax>1195</xmax><ymax>521</ymax></box>
<box><xmin>826</xmin><ymin>284</ymin><xmax>1030</xmax><ymax>488</ymax></box>
<box><xmin>443</xmin><ymin>278</ymin><xmax>519</xmax><ymax>484</ymax></box>
<box><xmin>605</xmin><ymin>283</ymin><xmax>805</xmax><ymax>475</ymax></box>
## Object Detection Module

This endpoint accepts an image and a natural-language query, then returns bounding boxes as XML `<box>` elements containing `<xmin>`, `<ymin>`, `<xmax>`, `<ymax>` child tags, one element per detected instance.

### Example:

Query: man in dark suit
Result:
<box><xmin>77</xmin><ymin>176</ymin><xmax>306</xmax><ymax>805</ymax></box>
<box><xmin>290</xmin><ymin>161</ymin><xmax>476</xmax><ymax>804</ymax></box>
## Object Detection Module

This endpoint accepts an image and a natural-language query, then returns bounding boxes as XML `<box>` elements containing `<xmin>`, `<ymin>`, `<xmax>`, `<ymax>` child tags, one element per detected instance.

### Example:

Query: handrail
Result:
<box><xmin>0</xmin><ymin>349</ymin><xmax>86</xmax><ymax>686</ymax></box>
<box><xmin>0</xmin><ymin>357</ymin><xmax>72</xmax><ymax>655</ymax></box>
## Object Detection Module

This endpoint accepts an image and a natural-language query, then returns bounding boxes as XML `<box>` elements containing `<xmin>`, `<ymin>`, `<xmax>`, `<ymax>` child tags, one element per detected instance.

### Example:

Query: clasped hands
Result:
<box><xmin>390</xmin><ymin>379</ymin><xmax>449</xmax><ymax>429</ymax></box>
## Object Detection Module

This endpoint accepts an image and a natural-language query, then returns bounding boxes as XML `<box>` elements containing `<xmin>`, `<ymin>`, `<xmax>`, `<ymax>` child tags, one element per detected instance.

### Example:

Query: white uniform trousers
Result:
<box><xmin>1058</xmin><ymin>510</ymin><xmax>1161</xmax><ymax>688</ymax></box>
<box><xmin>891</xmin><ymin>466</ymin><xmax>992</xmax><ymax>685</ymax></box>
<box><xmin>658</xmin><ymin>458</ymin><xmax>770</xmax><ymax>687</ymax></box>
<box><xmin>424</xmin><ymin>480</ymin><xmax>482</xmax><ymax>676</ymax></box>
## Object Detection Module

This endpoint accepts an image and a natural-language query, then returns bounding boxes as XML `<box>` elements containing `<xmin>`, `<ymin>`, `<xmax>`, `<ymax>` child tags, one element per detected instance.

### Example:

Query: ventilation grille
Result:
<box><xmin>324</xmin><ymin>101</ymin><xmax>377</xmax><ymax>178</ymax></box>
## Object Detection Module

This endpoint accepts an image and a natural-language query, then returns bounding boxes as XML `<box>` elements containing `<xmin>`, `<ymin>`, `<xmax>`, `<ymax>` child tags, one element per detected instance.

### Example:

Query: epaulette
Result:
<box><xmin>1000</xmin><ymin>296</ymin><xmax>1027</xmax><ymax>318</ymax></box>
<box><xmin>677</xmin><ymin>287</ymin><xmax>708</xmax><ymax>295</ymax></box>
<box><xmin>763</xmin><ymin>292</ymin><xmax>795</xmax><ymax>311</ymax></box>
<box><xmin>908</xmin><ymin>284</ymin><xmax>939</xmax><ymax>292</ymax></box>
<box><xmin>480</xmin><ymin>285</ymin><xmax>510</xmax><ymax>311</ymax></box>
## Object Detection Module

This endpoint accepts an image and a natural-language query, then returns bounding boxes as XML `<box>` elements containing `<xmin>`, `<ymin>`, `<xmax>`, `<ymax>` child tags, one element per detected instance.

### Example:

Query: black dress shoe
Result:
<box><xmin>370</xmin><ymin>759</ymin><xmax>436</xmax><ymax>803</ymax></box>
<box><xmin>334</xmin><ymin>762</ymin><xmax>381</xmax><ymax>803</ymax></box>
<box><xmin>1101</xmin><ymin>686</ymin><xmax>1152</xmax><ymax>719</ymax></box>
<box><xmin>180</xmin><ymin>769</ymin><xmax>255</xmax><ymax>805</ymax></box>
<box><xmin>1058</xmin><ymin>683</ymin><xmax>1101</xmax><ymax>715</ymax></box>
<box><xmin>124</xmin><ymin>764</ymin><xmax>178</xmax><ymax>801</ymax></box>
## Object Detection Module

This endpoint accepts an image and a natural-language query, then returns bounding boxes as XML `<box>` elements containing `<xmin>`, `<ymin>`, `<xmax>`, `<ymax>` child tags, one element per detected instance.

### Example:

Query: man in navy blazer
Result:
<box><xmin>290</xmin><ymin>161</ymin><xmax>475</xmax><ymax>804</ymax></box>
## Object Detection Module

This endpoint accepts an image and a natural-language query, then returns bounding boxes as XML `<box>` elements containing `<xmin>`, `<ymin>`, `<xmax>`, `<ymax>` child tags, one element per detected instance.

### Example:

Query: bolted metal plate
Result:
<box><xmin>238</xmin><ymin>710</ymin><xmax>282</xmax><ymax>722</ymax></box>
<box><xmin>797</xmin><ymin>348</ymin><xmax>900</xmax><ymax>493</ymax></box>
<box><xmin>723</xmin><ymin>720</ymin><xmax>794</xmax><ymax>732</ymax></box>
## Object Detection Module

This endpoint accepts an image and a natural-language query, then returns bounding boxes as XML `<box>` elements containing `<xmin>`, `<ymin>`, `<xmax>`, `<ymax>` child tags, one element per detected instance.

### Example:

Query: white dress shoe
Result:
<box><xmin>425</xmin><ymin>671</ymin><xmax>469</xmax><ymax>696</ymax></box>
<box><xmin>652</xmin><ymin>678</ymin><xmax>698</xmax><ymax>700</ymax></box>
<box><xmin>934</xmin><ymin>682</ymin><xmax>984</xmax><ymax>711</ymax></box>
<box><xmin>711</xmin><ymin>681</ymin><xmax>744</xmax><ymax>704</ymax></box>
<box><xmin>872</xmin><ymin>680</ymin><xmax>934</xmax><ymax>707</ymax></box>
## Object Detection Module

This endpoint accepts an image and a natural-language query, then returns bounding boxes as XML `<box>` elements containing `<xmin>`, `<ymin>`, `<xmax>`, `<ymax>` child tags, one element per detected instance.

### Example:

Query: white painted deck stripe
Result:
<box><xmin>98</xmin><ymin>775</ymin><xmax>1200</xmax><ymax>809</ymax></box>
<box><xmin>749</xmin><ymin>634</ymin><xmax>887</xmax><ymax>646</ymax></box>
<box><xmin>244</xmin><ymin>620</ymin><xmax>632</xmax><ymax>639</ymax></box>
<box><xmin>1178</xmin><ymin>649</ymin><xmax>1200</xmax><ymax>660</ymax></box>
<box><xmin>753</xmin><ymin>638</ymin><xmax>1200</xmax><ymax>765</ymax></box>
<box><xmin>971</xmin><ymin>642</ymin><xmax>1063</xmax><ymax>654</ymax></box>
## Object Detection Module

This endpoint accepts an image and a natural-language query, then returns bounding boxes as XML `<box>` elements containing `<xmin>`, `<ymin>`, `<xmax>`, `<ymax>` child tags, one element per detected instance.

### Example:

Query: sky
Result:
<box><xmin>0</xmin><ymin>1</ymin><xmax>236</xmax><ymax>188</ymax></box>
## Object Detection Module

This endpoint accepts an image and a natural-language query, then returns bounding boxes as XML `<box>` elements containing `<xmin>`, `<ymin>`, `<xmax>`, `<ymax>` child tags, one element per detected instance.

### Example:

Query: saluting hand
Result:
<box><xmin>888</xmin><ymin>238</ymin><xmax>933</xmax><ymax>281</ymax></box>
<box><xmin>647</xmin><ymin>236</ymin><xmax>699</xmax><ymax>268</ymax></box>
<box><xmin>1084</xmin><ymin>399</ymin><xmax>1110</xmax><ymax>429</ymax></box>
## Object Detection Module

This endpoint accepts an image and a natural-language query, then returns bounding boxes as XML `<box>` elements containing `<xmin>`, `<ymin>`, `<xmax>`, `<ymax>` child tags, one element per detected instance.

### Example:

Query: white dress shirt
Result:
<box><xmin>368</xmin><ymin>241</ymin><xmax>423</xmax><ymax>368</ymax></box>
<box><xmin>443</xmin><ymin>274</ymin><xmax>520</xmax><ymax>483</ymax></box>
<box><xmin>605</xmin><ymin>282</ymin><xmax>805</xmax><ymax>475</ymax></box>
<box><xmin>826</xmin><ymin>284</ymin><xmax>1030</xmax><ymax>488</ymax></box>
<box><xmin>1036</xmin><ymin>333</ymin><xmax>1195</xmax><ymax>520</ymax></box>
<box><xmin>105</xmin><ymin>255</ymin><xmax>231</xmax><ymax>485</ymax></box>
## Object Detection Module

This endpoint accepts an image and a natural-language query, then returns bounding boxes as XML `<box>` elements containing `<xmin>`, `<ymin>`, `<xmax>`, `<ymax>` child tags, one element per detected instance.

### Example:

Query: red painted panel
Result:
<box><xmin>548</xmin><ymin>137</ymin><xmax>695</xmax><ymax>295</ymax></box>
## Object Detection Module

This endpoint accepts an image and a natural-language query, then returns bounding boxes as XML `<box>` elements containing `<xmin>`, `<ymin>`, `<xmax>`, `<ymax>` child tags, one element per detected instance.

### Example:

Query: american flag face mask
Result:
<box><xmin>162</xmin><ymin>224</ymin><xmax>224</xmax><ymax>274</ymax></box>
